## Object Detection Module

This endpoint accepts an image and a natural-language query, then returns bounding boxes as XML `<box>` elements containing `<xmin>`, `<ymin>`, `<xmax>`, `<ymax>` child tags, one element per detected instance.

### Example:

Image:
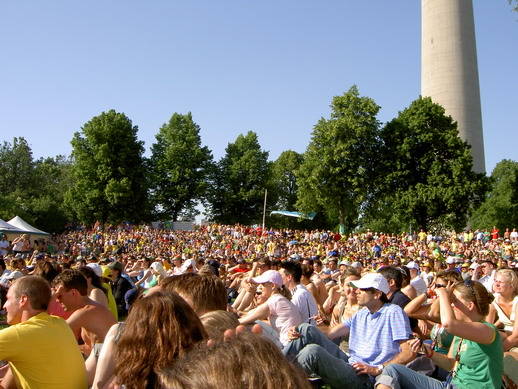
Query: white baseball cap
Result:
<box><xmin>350</xmin><ymin>272</ymin><xmax>390</xmax><ymax>295</ymax></box>
<box><xmin>446</xmin><ymin>256</ymin><xmax>456</xmax><ymax>264</ymax></box>
<box><xmin>252</xmin><ymin>270</ymin><xmax>283</xmax><ymax>287</ymax></box>
<box><xmin>406</xmin><ymin>261</ymin><xmax>419</xmax><ymax>270</ymax></box>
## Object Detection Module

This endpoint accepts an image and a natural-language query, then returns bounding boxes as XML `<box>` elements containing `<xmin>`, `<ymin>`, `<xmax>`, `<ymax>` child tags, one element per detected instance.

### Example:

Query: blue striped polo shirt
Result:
<box><xmin>343</xmin><ymin>303</ymin><xmax>411</xmax><ymax>366</ymax></box>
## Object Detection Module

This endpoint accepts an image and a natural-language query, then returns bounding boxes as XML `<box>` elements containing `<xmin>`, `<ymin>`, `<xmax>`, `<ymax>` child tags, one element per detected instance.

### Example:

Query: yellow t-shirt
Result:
<box><xmin>102</xmin><ymin>282</ymin><xmax>118</xmax><ymax>321</ymax></box>
<box><xmin>0</xmin><ymin>312</ymin><xmax>87</xmax><ymax>389</ymax></box>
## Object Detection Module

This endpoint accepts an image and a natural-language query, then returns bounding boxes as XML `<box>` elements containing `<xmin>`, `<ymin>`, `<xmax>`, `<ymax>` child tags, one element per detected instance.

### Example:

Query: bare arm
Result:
<box><xmin>437</xmin><ymin>287</ymin><xmax>495</xmax><ymax>344</ymax></box>
<box><xmin>384</xmin><ymin>339</ymin><xmax>416</xmax><ymax>366</ymax></box>
<box><xmin>238</xmin><ymin>302</ymin><xmax>270</xmax><ymax>325</ymax></box>
<box><xmin>327</xmin><ymin>323</ymin><xmax>350</xmax><ymax>340</ymax></box>
<box><xmin>503</xmin><ymin>303</ymin><xmax>518</xmax><ymax>350</ymax></box>
<box><xmin>92</xmin><ymin>323</ymin><xmax>120</xmax><ymax>389</ymax></box>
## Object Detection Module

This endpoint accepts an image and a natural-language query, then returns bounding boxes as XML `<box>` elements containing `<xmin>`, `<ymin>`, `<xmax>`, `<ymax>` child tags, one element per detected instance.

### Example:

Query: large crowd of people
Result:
<box><xmin>0</xmin><ymin>223</ymin><xmax>517</xmax><ymax>388</ymax></box>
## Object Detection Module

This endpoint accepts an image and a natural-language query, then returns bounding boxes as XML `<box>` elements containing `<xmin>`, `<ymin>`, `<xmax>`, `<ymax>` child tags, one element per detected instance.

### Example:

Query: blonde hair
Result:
<box><xmin>200</xmin><ymin>310</ymin><xmax>239</xmax><ymax>340</ymax></box>
<box><xmin>158</xmin><ymin>332</ymin><xmax>311</xmax><ymax>389</ymax></box>
<box><xmin>495</xmin><ymin>268</ymin><xmax>518</xmax><ymax>295</ymax></box>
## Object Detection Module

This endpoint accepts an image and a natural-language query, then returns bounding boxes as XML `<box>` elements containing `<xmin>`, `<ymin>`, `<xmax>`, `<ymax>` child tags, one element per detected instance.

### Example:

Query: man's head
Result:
<box><xmin>481</xmin><ymin>260</ymin><xmax>496</xmax><ymax>276</ymax></box>
<box><xmin>406</xmin><ymin>261</ymin><xmax>419</xmax><ymax>278</ymax></box>
<box><xmin>52</xmin><ymin>269</ymin><xmax>88</xmax><ymax>311</ymax></box>
<box><xmin>108</xmin><ymin>261</ymin><xmax>124</xmax><ymax>277</ymax></box>
<box><xmin>4</xmin><ymin>276</ymin><xmax>51</xmax><ymax>325</ymax></box>
<box><xmin>350</xmin><ymin>272</ymin><xmax>390</xmax><ymax>308</ymax></box>
<box><xmin>159</xmin><ymin>274</ymin><xmax>227</xmax><ymax>316</ymax></box>
<box><xmin>377</xmin><ymin>266</ymin><xmax>404</xmax><ymax>292</ymax></box>
<box><xmin>279</xmin><ymin>261</ymin><xmax>302</xmax><ymax>287</ymax></box>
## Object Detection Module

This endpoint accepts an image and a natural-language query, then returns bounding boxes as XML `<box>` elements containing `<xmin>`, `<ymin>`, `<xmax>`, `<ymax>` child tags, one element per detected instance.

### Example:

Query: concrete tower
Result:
<box><xmin>421</xmin><ymin>0</ymin><xmax>485</xmax><ymax>173</ymax></box>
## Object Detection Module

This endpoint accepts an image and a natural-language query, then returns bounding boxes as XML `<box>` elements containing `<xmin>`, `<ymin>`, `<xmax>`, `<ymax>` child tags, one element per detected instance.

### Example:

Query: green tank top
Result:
<box><xmin>451</xmin><ymin>322</ymin><xmax>503</xmax><ymax>389</ymax></box>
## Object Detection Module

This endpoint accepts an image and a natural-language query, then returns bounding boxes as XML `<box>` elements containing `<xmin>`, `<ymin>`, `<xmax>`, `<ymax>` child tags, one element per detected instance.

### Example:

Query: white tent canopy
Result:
<box><xmin>0</xmin><ymin>219</ymin><xmax>26</xmax><ymax>234</ymax></box>
<box><xmin>7</xmin><ymin>216</ymin><xmax>49</xmax><ymax>236</ymax></box>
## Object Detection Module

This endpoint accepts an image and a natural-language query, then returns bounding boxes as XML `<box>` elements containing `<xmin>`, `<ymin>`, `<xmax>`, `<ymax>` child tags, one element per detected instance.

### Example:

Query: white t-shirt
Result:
<box><xmin>267</xmin><ymin>293</ymin><xmax>302</xmax><ymax>346</ymax></box>
<box><xmin>0</xmin><ymin>240</ymin><xmax>9</xmax><ymax>256</ymax></box>
<box><xmin>410</xmin><ymin>276</ymin><xmax>427</xmax><ymax>296</ymax></box>
<box><xmin>291</xmin><ymin>284</ymin><xmax>318</xmax><ymax>325</ymax></box>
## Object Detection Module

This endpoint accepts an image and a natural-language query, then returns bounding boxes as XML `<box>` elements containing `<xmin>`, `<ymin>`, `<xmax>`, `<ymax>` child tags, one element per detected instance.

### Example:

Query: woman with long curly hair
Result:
<box><xmin>114</xmin><ymin>291</ymin><xmax>206</xmax><ymax>389</ymax></box>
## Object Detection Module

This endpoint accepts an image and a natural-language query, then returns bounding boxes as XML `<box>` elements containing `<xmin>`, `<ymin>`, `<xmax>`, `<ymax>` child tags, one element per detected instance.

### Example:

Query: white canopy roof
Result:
<box><xmin>7</xmin><ymin>216</ymin><xmax>49</xmax><ymax>236</ymax></box>
<box><xmin>0</xmin><ymin>219</ymin><xmax>26</xmax><ymax>234</ymax></box>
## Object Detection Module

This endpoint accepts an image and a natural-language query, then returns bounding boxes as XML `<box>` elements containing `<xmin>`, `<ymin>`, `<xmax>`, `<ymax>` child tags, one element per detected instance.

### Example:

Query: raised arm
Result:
<box><xmin>437</xmin><ymin>286</ymin><xmax>494</xmax><ymax>344</ymax></box>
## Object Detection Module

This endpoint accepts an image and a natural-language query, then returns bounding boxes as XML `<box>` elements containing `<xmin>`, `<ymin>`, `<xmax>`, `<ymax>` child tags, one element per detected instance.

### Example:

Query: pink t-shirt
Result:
<box><xmin>267</xmin><ymin>293</ymin><xmax>302</xmax><ymax>345</ymax></box>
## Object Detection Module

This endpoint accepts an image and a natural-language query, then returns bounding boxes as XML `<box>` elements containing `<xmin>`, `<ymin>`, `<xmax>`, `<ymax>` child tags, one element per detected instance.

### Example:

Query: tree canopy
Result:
<box><xmin>66</xmin><ymin>110</ymin><xmax>149</xmax><ymax>224</ymax></box>
<box><xmin>207</xmin><ymin>131</ymin><xmax>271</xmax><ymax>225</ymax></box>
<box><xmin>0</xmin><ymin>138</ymin><xmax>71</xmax><ymax>232</ymax></box>
<box><xmin>149</xmin><ymin>113</ymin><xmax>213</xmax><ymax>221</ymax></box>
<box><xmin>296</xmin><ymin>86</ymin><xmax>381</xmax><ymax>233</ymax></box>
<box><xmin>470</xmin><ymin>159</ymin><xmax>518</xmax><ymax>231</ymax></box>
<box><xmin>369</xmin><ymin>97</ymin><xmax>489</xmax><ymax>231</ymax></box>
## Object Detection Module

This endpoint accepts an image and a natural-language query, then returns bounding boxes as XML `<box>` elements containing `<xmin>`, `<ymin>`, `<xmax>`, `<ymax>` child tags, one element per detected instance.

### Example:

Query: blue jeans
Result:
<box><xmin>283</xmin><ymin>323</ymin><xmax>349</xmax><ymax>362</ymax></box>
<box><xmin>376</xmin><ymin>364</ymin><xmax>455</xmax><ymax>389</ymax></box>
<box><xmin>283</xmin><ymin>324</ymin><xmax>371</xmax><ymax>389</ymax></box>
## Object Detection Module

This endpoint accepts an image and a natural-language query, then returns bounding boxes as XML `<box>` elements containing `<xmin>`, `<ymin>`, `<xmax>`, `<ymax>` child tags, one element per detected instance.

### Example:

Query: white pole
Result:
<box><xmin>262</xmin><ymin>189</ymin><xmax>267</xmax><ymax>230</ymax></box>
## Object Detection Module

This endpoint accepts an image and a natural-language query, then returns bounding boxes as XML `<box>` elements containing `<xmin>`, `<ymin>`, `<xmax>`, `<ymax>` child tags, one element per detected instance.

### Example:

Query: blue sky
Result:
<box><xmin>1</xmin><ymin>1</ymin><xmax>516</xmax><ymax>174</ymax></box>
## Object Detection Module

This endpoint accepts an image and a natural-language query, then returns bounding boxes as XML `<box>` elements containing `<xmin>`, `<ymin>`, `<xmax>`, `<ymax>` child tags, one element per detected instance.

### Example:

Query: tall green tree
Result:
<box><xmin>0</xmin><ymin>138</ymin><xmax>72</xmax><ymax>232</ymax></box>
<box><xmin>272</xmin><ymin>150</ymin><xmax>303</xmax><ymax>211</ymax></box>
<box><xmin>149</xmin><ymin>113</ymin><xmax>213</xmax><ymax>221</ymax></box>
<box><xmin>207</xmin><ymin>131</ymin><xmax>271</xmax><ymax>225</ymax></box>
<box><xmin>66</xmin><ymin>110</ymin><xmax>149</xmax><ymax>224</ymax></box>
<box><xmin>296</xmin><ymin>86</ymin><xmax>381</xmax><ymax>233</ymax></box>
<box><xmin>0</xmin><ymin>137</ymin><xmax>34</xmax><ymax>196</ymax></box>
<box><xmin>371</xmin><ymin>97</ymin><xmax>489</xmax><ymax>231</ymax></box>
<box><xmin>470</xmin><ymin>159</ymin><xmax>518</xmax><ymax>230</ymax></box>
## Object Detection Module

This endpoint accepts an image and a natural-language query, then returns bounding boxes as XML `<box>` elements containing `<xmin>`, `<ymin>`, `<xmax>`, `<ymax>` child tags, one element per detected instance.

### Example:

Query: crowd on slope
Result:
<box><xmin>0</xmin><ymin>223</ymin><xmax>517</xmax><ymax>389</ymax></box>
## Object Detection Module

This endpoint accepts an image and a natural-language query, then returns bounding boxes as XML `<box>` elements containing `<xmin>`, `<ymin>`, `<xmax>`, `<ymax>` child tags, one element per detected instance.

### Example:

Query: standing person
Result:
<box><xmin>279</xmin><ymin>261</ymin><xmax>318</xmax><ymax>325</ymax></box>
<box><xmin>0</xmin><ymin>234</ymin><xmax>9</xmax><ymax>257</ymax></box>
<box><xmin>53</xmin><ymin>270</ymin><xmax>117</xmax><ymax>386</ymax></box>
<box><xmin>376</xmin><ymin>280</ymin><xmax>503</xmax><ymax>389</ymax></box>
<box><xmin>12</xmin><ymin>234</ymin><xmax>31</xmax><ymax>256</ymax></box>
<box><xmin>0</xmin><ymin>275</ymin><xmax>87</xmax><ymax>388</ymax></box>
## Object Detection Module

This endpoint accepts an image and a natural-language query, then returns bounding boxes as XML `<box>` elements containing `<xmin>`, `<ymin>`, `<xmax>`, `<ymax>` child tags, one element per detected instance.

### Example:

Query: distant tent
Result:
<box><xmin>7</xmin><ymin>216</ymin><xmax>49</xmax><ymax>236</ymax></box>
<box><xmin>0</xmin><ymin>219</ymin><xmax>26</xmax><ymax>234</ymax></box>
<box><xmin>270</xmin><ymin>211</ymin><xmax>316</xmax><ymax>220</ymax></box>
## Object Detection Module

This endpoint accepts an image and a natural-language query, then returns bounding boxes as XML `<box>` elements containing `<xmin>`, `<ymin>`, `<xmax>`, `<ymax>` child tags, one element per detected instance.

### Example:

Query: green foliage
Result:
<box><xmin>296</xmin><ymin>86</ymin><xmax>381</xmax><ymax>233</ymax></box>
<box><xmin>510</xmin><ymin>0</ymin><xmax>518</xmax><ymax>12</ymax></box>
<box><xmin>66</xmin><ymin>110</ymin><xmax>149</xmax><ymax>224</ymax></box>
<box><xmin>369</xmin><ymin>97</ymin><xmax>489</xmax><ymax>232</ymax></box>
<box><xmin>470</xmin><ymin>159</ymin><xmax>518</xmax><ymax>230</ymax></box>
<box><xmin>207</xmin><ymin>131</ymin><xmax>271</xmax><ymax>225</ymax></box>
<box><xmin>0</xmin><ymin>138</ymin><xmax>71</xmax><ymax>232</ymax></box>
<box><xmin>272</xmin><ymin>150</ymin><xmax>303</xmax><ymax>211</ymax></box>
<box><xmin>149</xmin><ymin>113</ymin><xmax>213</xmax><ymax>221</ymax></box>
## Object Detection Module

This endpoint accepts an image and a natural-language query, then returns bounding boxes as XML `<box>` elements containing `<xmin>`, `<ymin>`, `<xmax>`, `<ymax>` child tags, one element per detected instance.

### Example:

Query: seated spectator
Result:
<box><xmin>158</xmin><ymin>331</ymin><xmax>311</xmax><ymax>389</ymax></box>
<box><xmin>114</xmin><ymin>291</ymin><xmax>206</xmax><ymax>388</ymax></box>
<box><xmin>280</xmin><ymin>261</ymin><xmax>318</xmax><ymax>325</ymax></box>
<box><xmin>377</xmin><ymin>280</ymin><xmax>503</xmax><ymax>389</ymax></box>
<box><xmin>52</xmin><ymin>269</ymin><xmax>117</xmax><ymax>385</ymax></box>
<box><xmin>239</xmin><ymin>270</ymin><xmax>303</xmax><ymax>346</ymax></box>
<box><xmin>0</xmin><ymin>275</ymin><xmax>87</xmax><ymax>388</ymax></box>
<box><xmin>159</xmin><ymin>273</ymin><xmax>227</xmax><ymax>316</ymax></box>
<box><xmin>283</xmin><ymin>272</ymin><xmax>414</xmax><ymax>388</ymax></box>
